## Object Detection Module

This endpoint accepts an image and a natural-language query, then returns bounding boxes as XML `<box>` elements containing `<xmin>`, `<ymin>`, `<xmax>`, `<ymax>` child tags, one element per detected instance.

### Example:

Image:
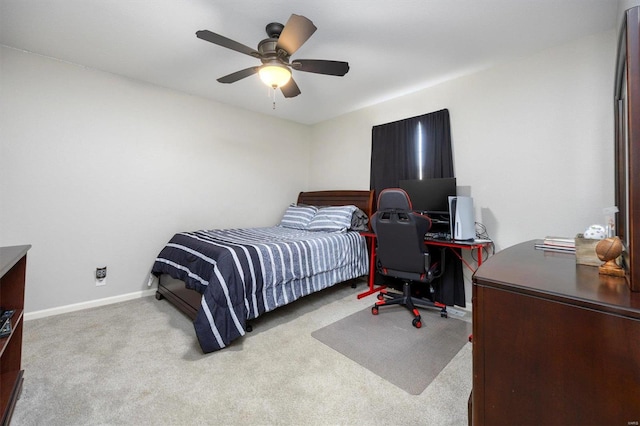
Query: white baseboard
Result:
<box><xmin>24</xmin><ymin>288</ymin><xmax>157</xmax><ymax>321</ymax></box>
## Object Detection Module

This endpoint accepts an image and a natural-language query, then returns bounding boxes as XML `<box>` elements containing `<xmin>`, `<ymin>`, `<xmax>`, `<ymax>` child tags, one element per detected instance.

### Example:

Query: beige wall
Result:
<box><xmin>310</xmin><ymin>30</ymin><xmax>616</xmax><ymax>249</ymax></box>
<box><xmin>0</xmin><ymin>24</ymin><xmax>621</xmax><ymax>315</ymax></box>
<box><xmin>309</xmin><ymin>31</ymin><xmax>617</xmax><ymax>305</ymax></box>
<box><xmin>0</xmin><ymin>46</ymin><xmax>310</xmax><ymax>313</ymax></box>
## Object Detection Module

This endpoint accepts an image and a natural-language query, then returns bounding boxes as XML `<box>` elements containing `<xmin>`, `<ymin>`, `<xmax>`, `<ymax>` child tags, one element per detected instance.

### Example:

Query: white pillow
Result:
<box><xmin>306</xmin><ymin>205</ymin><xmax>357</xmax><ymax>232</ymax></box>
<box><xmin>279</xmin><ymin>204</ymin><xmax>318</xmax><ymax>229</ymax></box>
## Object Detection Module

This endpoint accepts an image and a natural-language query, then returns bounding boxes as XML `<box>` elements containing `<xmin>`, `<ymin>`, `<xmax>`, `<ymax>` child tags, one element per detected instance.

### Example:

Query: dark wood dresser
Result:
<box><xmin>471</xmin><ymin>240</ymin><xmax>640</xmax><ymax>425</ymax></box>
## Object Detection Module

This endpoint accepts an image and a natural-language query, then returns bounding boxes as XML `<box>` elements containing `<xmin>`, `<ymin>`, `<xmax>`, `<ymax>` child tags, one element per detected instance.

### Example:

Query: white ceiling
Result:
<box><xmin>0</xmin><ymin>0</ymin><xmax>619</xmax><ymax>125</ymax></box>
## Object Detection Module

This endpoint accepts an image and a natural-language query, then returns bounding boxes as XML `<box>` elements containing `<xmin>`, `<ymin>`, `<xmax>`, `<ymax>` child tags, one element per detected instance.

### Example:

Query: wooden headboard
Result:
<box><xmin>297</xmin><ymin>190</ymin><xmax>375</xmax><ymax>219</ymax></box>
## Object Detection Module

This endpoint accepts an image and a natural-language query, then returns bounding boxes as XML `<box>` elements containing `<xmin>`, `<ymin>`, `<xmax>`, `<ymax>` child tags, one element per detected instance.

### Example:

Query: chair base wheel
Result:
<box><xmin>412</xmin><ymin>317</ymin><xmax>422</xmax><ymax>328</ymax></box>
<box><xmin>371</xmin><ymin>306</ymin><xmax>379</xmax><ymax>315</ymax></box>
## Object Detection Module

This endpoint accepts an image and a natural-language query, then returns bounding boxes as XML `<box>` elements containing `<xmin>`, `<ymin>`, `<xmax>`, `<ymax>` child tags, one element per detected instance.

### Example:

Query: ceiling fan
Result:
<box><xmin>196</xmin><ymin>14</ymin><xmax>350</xmax><ymax>98</ymax></box>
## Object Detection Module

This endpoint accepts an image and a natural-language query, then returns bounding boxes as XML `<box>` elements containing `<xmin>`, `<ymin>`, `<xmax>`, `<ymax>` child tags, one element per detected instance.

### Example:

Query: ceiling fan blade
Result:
<box><xmin>276</xmin><ymin>14</ymin><xmax>317</xmax><ymax>55</ymax></box>
<box><xmin>291</xmin><ymin>59</ymin><xmax>350</xmax><ymax>76</ymax></box>
<box><xmin>196</xmin><ymin>30</ymin><xmax>261</xmax><ymax>58</ymax></box>
<box><xmin>280</xmin><ymin>78</ymin><xmax>301</xmax><ymax>98</ymax></box>
<box><xmin>217</xmin><ymin>66</ymin><xmax>261</xmax><ymax>84</ymax></box>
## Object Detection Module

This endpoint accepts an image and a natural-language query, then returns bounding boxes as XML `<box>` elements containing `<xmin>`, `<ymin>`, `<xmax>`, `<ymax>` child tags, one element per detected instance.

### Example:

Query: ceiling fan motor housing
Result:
<box><xmin>258</xmin><ymin>38</ymin><xmax>289</xmax><ymax>63</ymax></box>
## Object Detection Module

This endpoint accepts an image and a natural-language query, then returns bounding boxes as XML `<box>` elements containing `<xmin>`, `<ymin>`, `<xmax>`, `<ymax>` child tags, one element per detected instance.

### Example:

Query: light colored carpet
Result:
<box><xmin>11</xmin><ymin>280</ymin><xmax>473</xmax><ymax>425</ymax></box>
<box><xmin>312</xmin><ymin>306</ymin><xmax>472</xmax><ymax>395</ymax></box>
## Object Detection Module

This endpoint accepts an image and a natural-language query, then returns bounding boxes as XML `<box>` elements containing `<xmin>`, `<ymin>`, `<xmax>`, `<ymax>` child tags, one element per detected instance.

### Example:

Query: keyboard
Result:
<box><xmin>425</xmin><ymin>232</ymin><xmax>452</xmax><ymax>240</ymax></box>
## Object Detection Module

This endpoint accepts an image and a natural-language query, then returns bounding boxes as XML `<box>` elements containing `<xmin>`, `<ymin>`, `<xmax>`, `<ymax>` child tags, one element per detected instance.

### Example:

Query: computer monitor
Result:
<box><xmin>399</xmin><ymin>178</ymin><xmax>457</xmax><ymax>214</ymax></box>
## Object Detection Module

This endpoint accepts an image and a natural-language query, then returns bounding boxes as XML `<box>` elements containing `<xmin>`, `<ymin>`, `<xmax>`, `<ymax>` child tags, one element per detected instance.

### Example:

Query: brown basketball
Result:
<box><xmin>595</xmin><ymin>237</ymin><xmax>623</xmax><ymax>262</ymax></box>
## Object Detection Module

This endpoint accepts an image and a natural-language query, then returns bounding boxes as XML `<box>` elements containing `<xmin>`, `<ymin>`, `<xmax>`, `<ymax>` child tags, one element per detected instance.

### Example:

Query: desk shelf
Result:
<box><xmin>0</xmin><ymin>245</ymin><xmax>30</xmax><ymax>426</ymax></box>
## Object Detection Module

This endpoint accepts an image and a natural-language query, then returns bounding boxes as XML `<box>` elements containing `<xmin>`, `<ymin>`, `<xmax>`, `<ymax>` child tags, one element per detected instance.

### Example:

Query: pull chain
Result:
<box><xmin>272</xmin><ymin>85</ymin><xmax>277</xmax><ymax>110</ymax></box>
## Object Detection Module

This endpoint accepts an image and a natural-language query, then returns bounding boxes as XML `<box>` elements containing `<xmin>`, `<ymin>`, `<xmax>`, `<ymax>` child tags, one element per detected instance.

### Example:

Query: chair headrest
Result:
<box><xmin>377</xmin><ymin>188</ymin><xmax>412</xmax><ymax>211</ymax></box>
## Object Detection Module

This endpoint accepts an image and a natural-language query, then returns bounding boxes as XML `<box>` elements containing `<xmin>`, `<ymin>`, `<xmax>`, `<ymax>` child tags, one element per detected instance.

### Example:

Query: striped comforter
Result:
<box><xmin>151</xmin><ymin>226</ymin><xmax>369</xmax><ymax>353</ymax></box>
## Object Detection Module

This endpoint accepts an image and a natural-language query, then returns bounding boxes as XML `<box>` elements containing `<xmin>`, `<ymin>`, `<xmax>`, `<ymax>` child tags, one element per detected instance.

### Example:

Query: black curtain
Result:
<box><xmin>369</xmin><ymin>108</ymin><xmax>465</xmax><ymax>307</ymax></box>
<box><xmin>370</xmin><ymin>108</ymin><xmax>454</xmax><ymax>198</ymax></box>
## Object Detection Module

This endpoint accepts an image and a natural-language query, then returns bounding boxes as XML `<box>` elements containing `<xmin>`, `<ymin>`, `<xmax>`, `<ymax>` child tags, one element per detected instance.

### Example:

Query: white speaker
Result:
<box><xmin>448</xmin><ymin>196</ymin><xmax>475</xmax><ymax>241</ymax></box>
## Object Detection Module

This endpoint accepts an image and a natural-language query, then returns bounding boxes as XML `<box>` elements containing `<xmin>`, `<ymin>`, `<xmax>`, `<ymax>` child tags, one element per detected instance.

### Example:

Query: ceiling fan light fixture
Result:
<box><xmin>259</xmin><ymin>64</ymin><xmax>291</xmax><ymax>88</ymax></box>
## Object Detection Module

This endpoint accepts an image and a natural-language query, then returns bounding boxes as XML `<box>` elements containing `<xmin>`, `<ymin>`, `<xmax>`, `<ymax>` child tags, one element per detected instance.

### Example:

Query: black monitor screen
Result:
<box><xmin>399</xmin><ymin>178</ymin><xmax>457</xmax><ymax>214</ymax></box>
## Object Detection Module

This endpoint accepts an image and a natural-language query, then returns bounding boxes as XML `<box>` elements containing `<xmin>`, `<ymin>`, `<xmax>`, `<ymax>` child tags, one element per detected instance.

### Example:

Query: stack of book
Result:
<box><xmin>535</xmin><ymin>236</ymin><xmax>576</xmax><ymax>253</ymax></box>
<box><xmin>0</xmin><ymin>309</ymin><xmax>13</xmax><ymax>338</ymax></box>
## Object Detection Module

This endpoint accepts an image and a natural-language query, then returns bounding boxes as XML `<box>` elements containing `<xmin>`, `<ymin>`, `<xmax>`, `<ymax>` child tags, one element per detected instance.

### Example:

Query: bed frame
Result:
<box><xmin>155</xmin><ymin>189</ymin><xmax>375</xmax><ymax>321</ymax></box>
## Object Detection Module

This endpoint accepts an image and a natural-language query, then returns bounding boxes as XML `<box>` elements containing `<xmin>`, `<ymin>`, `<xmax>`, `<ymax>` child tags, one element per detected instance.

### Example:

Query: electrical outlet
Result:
<box><xmin>96</xmin><ymin>267</ymin><xmax>107</xmax><ymax>286</ymax></box>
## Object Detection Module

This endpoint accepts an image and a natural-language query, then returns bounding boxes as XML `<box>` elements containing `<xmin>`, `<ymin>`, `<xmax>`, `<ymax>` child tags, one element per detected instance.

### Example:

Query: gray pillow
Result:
<box><xmin>350</xmin><ymin>208</ymin><xmax>369</xmax><ymax>231</ymax></box>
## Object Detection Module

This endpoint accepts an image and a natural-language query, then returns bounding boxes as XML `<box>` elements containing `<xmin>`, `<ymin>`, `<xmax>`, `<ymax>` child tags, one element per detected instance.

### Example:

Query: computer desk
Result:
<box><xmin>357</xmin><ymin>231</ymin><xmax>493</xmax><ymax>299</ymax></box>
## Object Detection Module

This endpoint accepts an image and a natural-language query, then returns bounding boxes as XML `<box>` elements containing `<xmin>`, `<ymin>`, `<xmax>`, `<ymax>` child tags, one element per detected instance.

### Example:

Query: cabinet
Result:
<box><xmin>471</xmin><ymin>241</ymin><xmax>640</xmax><ymax>425</ymax></box>
<box><xmin>0</xmin><ymin>245</ymin><xmax>30</xmax><ymax>426</ymax></box>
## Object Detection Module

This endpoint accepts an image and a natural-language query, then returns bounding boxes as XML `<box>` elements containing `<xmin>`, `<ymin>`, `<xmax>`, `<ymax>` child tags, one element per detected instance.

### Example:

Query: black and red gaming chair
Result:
<box><xmin>371</xmin><ymin>188</ymin><xmax>447</xmax><ymax>328</ymax></box>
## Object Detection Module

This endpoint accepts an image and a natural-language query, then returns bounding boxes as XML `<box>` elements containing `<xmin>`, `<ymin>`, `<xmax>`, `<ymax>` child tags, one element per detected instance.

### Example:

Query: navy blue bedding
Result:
<box><xmin>152</xmin><ymin>226</ymin><xmax>368</xmax><ymax>353</ymax></box>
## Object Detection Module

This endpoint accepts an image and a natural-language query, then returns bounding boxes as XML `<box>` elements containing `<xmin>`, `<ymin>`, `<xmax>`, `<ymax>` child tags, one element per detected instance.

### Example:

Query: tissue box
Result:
<box><xmin>575</xmin><ymin>234</ymin><xmax>601</xmax><ymax>266</ymax></box>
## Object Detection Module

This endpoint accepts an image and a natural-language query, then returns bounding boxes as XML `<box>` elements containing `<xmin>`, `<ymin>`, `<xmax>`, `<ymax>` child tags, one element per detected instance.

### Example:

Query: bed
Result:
<box><xmin>152</xmin><ymin>190</ymin><xmax>375</xmax><ymax>353</ymax></box>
